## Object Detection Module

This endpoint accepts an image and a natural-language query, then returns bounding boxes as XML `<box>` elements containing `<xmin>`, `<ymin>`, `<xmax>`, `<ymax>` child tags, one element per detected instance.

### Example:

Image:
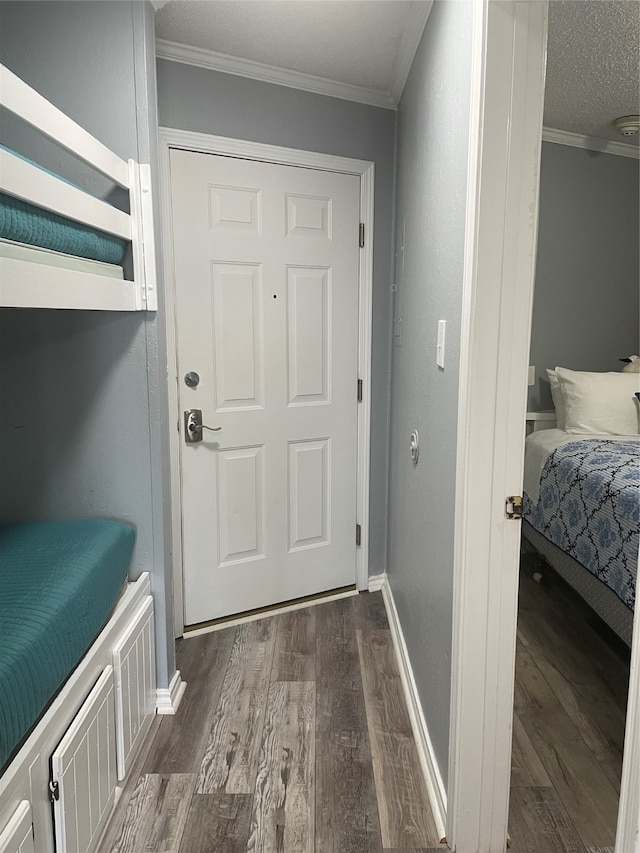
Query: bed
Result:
<box><xmin>523</xmin><ymin>376</ymin><xmax>639</xmax><ymax>645</ymax></box>
<box><xmin>0</xmin><ymin>519</ymin><xmax>136</xmax><ymax>772</ymax></box>
<box><xmin>0</xmin><ymin>63</ymin><xmax>157</xmax><ymax>312</ymax></box>
<box><xmin>0</xmin><ymin>65</ymin><xmax>159</xmax><ymax>853</ymax></box>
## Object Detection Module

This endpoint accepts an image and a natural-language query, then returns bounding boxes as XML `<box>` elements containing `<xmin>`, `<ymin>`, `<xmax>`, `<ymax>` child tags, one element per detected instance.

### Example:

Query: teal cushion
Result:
<box><xmin>0</xmin><ymin>145</ymin><xmax>126</xmax><ymax>264</ymax></box>
<box><xmin>0</xmin><ymin>520</ymin><xmax>135</xmax><ymax>770</ymax></box>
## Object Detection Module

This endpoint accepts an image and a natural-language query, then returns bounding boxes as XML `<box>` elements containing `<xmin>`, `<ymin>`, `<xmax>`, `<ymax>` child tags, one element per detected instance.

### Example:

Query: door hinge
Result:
<box><xmin>356</xmin><ymin>523</ymin><xmax>362</xmax><ymax>547</ymax></box>
<box><xmin>357</xmin><ymin>378</ymin><xmax>363</xmax><ymax>402</ymax></box>
<box><xmin>49</xmin><ymin>779</ymin><xmax>60</xmax><ymax>802</ymax></box>
<box><xmin>506</xmin><ymin>495</ymin><xmax>523</xmax><ymax>519</ymax></box>
<box><xmin>359</xmin><ymin>222</ymin><xmax>365</xmax><ymax>248</ymax></box>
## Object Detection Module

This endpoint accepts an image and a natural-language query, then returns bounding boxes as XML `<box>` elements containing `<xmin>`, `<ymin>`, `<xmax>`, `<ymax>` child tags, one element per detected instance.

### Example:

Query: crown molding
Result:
<box><xmin>156</xmin><ymin>39</ymin><xmax>397</xmax><ymax>110</ymax></box>
<box><xmin>390</xmin><ymin>1</ymin><xmax>433</xmax><ymax>105</ymax></box>
<box><xmin>542</xmin><ymin>126</ymin><xmax>640</xmax><ymax>159</ymax></box>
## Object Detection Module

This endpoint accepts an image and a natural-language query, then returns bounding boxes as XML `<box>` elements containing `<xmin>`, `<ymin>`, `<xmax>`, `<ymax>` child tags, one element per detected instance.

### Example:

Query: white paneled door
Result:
<box><xmin>170</xmin><ymin>150</ymin><xmax>361</xmax><ymax>625</ymax></box>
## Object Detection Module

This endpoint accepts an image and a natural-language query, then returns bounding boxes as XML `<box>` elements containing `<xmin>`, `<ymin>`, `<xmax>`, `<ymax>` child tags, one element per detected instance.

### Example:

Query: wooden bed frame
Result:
<box><xmin>0</xmin><ymin>64</ymin><xmax>157</xmax><ymax>312</ymax></box>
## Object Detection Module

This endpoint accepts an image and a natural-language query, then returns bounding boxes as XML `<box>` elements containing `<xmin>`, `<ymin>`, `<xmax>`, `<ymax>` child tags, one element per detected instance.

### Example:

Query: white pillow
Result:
<box><xmin>555</xmin><ymin>367</ymin><xmax>640</xmax><ymax>435</ymax></box>
<box><xmin>546</xmin><ymin>368</ymin><xmax>565</xmax><ymax>431</ymax></box>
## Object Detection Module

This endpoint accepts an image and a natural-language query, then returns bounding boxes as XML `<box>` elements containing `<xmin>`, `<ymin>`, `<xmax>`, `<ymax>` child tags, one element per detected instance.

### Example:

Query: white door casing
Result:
<box><xmin>169</xmin><ymin>149</ymin><xmax>362</xmax><ymax>625</ymax></box>
<box><xmin>448</xmin><ymin>3</ymin><xmax>640</xmax><ymax>850</ymax></box>
<box><xmin>616</xmin><ymin>588</ymin><xmax>640</xmax><ymax>853</ymax></box>
<box><xmin>159</xmin><ymin>131</ymin><xmax>374</xmax><ymax>639</ymax></box>
<box><xmin>448</xmin><ymin>2</ymin><xmax>548</xmax><ymax>851</ymax></box>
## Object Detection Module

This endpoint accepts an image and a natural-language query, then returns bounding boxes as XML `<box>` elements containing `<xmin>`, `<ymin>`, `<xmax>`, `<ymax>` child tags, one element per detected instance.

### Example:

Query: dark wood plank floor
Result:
<box><xmin>509</xmin><ymin>557</ymin><xmax>630</xmax><ymax>853</ymax></box>
<box><xmin>100</xmin><ymin>592</ymin><xmax>444</xmax><ymax>853</ymax></box>
<box><xmin>100</xmin><ymin>562</ymin><xmax>629</xmax><ymax>853</ymax></box>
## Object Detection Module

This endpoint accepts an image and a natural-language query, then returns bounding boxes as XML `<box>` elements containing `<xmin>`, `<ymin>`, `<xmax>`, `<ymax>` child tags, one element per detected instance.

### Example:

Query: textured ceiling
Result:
<box><xmin>545</xmin><ymin>0</ymin><xmax>640</xmax><ymax>145</ymax></box>
<box><xmin>156</xmin><ymin>0</ymin><xmax>640</xmax><ymax>146</ymax></box>
<box><xmin>155</xmin><ymin>1</ymin><xmax>417</xmax><ymax>92</ymax></box>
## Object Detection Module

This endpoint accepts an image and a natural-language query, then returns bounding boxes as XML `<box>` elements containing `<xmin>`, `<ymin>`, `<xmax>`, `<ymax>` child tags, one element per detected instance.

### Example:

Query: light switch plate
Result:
<box><xmin>528</xmin><ymin>365</ymin><xmax>535</xmax><ymax>387</ymax></box>
<box><xmin>437</xmin><ymin>320</ymin><xmax>446</xmax><ymax>369</ymax></box>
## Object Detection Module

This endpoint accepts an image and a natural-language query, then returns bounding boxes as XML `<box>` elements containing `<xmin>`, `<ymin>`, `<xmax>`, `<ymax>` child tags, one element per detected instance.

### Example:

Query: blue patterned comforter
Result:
<box><xmin>524</xmin><ymin>439</ymin><xmax>639</xmax><ymax>610</ymax></box>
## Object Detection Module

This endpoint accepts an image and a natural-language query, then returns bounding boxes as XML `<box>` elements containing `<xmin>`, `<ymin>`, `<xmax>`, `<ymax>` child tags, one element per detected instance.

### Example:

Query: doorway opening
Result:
<box><xmin>509</xmin><ymin>2</ymin><xmax>639</xmax><ymax>848</ymax></box>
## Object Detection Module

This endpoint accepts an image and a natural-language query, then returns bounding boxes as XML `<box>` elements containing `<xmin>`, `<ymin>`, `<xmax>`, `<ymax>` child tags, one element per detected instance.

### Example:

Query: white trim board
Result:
<box><xmin>615</xmin><ymin>568</ymin><xmax>640</xmax><ymax>853</ymax></box>
<box><xmin>447</xmin><ymin>3</ymin><xmax>640</xmax><ymax>850</ymax></box>
<box><xmin>448</xmin><ymin>2</ymin><xmax>548</xmax><ymax>851</ymax></box>
<box><xmin>158</xmin><ymin>128</ymin><xmax>375</xmax><ymax>636</ymax></box>
<box><xmin>156</xmin><ymin>39</ymin><xmax>395</xmax><ymax>109</ymax></box>
<box><xmin>542</xmin><ymin>126</ymin><xmax>640</xmax><ymax>160</ymax></box>
<box><xmin>156</xmin><ymin>670</ymin><xmax>186</xmax><ymax>715</ymax></box>
<box><xmin>367</xmin><ymin>573</ymin><xmax>386</xmax><ymax>593</ymax></box>
<box><xmin>0</xmin><ymin>63</ymin><xmax>129</xmax><ymax>187</ymax></box>
<box><xmin>378</xmin><ymin>575</ymin><xmax>447</xmax><ymax>842</ymax></box>
<box><xmin>156</xmin><ymin>4</ymin><xmax>433</xmax><ymax>113</ymax></box>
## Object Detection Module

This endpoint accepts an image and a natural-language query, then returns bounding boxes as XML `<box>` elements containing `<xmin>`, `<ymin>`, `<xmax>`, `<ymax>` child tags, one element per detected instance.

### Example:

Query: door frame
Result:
<box><xmin>447</xmin><ymin>4</ymin><xmax>548</xmax><ymax>849</ymax></box>
<box><xmin>158</xmin><ymin>127</ymin><xmax>375</xmax><ymax>636</ymax></box>
<box><xmin>447</xmin><ymin>2</ymin><xmax>640</xmax><ymax>851</ymax></box>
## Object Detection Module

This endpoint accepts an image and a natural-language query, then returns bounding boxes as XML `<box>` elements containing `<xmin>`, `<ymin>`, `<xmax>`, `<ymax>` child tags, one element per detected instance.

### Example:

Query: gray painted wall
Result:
<box><xmin>156</xmin><ymin>59</ymin><xmax>396</xmax><ymax>574</ymax></box>
<box><xmin>529</xmin><ymin>143</ymin><xmax>640</xmax><ymax>410</ymax></box>
<box><xmin>0</xmin><ymin>1</ymin><xmax>175</xmax><ymax>688</ymax></box>
<box><xmin>386</xmin><ymin>0</ymin><xmax>474</xmax><ymax>783</ymax></box>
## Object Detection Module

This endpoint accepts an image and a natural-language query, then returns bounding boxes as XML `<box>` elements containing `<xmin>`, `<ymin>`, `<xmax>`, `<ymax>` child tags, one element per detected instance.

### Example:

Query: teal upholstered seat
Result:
<box><xmin>0</xmin><ymin>519</ymin><xmax>135</xmax><ymax>770</ymax></box>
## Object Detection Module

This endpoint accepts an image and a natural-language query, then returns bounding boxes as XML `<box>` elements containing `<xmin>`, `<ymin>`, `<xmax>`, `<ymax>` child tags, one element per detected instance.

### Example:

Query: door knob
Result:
<box><xmin>184</xmin><ymin>409</ymin><xmax>222</xmax><ymax>443</ymax></box>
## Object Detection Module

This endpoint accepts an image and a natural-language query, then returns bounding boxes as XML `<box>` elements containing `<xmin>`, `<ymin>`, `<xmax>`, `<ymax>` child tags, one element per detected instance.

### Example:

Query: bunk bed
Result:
<box><xmin>523</xmin><ymin>372</ymin><xmax>639</xmax><ymax>646</ymax></box>
<box><xmin>0</xmin><ymin>64</ymin><xmax>157</xmax><ymax>312</ymax></box>
<box><xmin>0</xmin><ymin>64</ymin><xmax>158</xmax><ymax>853</ymax></box>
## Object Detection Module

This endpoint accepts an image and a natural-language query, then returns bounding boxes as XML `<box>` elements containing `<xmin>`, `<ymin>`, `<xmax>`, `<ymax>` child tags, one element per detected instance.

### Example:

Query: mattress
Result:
<box><xmin>0</xmin><ymin>238</ymin><xmax>124</xmax><ymax>279</ymax></box>
<box><xmin>0</xmin><ymin>519</ymin><xmax>135</xmax><ymax>771</ymax></box>
<box><xmin>0</xmin><ymin>145</ymin><xmax>126</xmax><ymax>265</ymax></box>
<box><xmin>523</xmin><ymin>431</ymin><xmax>639</xmax><ymax>611</ymax></box>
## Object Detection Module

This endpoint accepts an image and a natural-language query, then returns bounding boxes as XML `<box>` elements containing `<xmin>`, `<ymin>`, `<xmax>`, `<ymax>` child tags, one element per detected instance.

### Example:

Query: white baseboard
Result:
<box><xmin>367</xmin><ymin>573</ymin><xmax>386</xmax><ymax>592</ymax></box>
<box><xmin>156</xmin><ymin>670</ymin><xmax>186</xmax><ymax>715</ymax></box>
<box><xmin>379</xmin><ymin>574</ymin><xmax>448</xmax><ymax>842</ymax></box>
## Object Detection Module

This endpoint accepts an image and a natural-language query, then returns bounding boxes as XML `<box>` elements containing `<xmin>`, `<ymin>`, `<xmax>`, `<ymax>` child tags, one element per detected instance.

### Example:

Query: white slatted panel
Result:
<box><xmin>51</xmin><ymin>667</ymin><xmax>117</xmax><ymax>853</ymax></box>
<box><xmin>113</xmin><ymin>597</ymin><xmax>156</xmax><ymax>780</ymax></box>
<box><xmin>0</xmin><ymin>801</ymin><xmax>35</xmax><ymax>853</ymax></box>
